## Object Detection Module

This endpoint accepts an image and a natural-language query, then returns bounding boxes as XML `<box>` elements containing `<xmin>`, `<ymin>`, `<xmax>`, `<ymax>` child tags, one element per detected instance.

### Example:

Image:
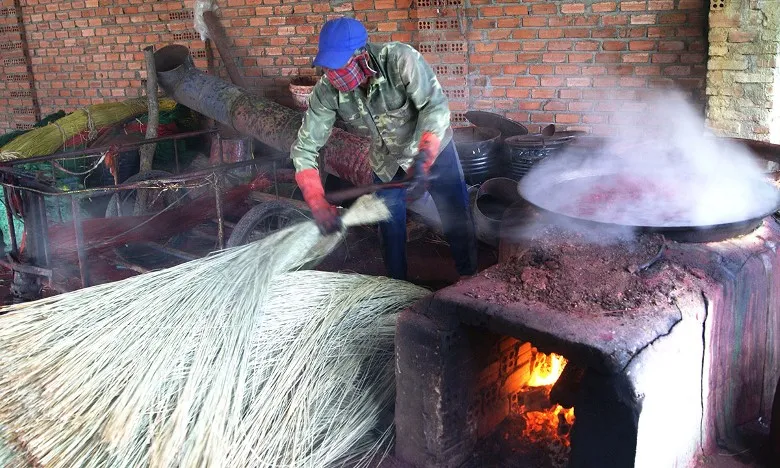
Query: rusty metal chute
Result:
<box><xmin>153</xmin><ymin>44</ymin><xmax>372</xmax><ymax>186</ymax></box>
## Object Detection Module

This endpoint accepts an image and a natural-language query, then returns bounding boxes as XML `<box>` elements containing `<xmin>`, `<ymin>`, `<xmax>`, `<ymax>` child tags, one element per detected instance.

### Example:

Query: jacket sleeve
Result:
<box><xmin>289</xmin><ymin>78</ymin><xmax>338</xmax><ymax>172</ymax></box>
<box><xmin>395</xmin><ymin>44</ymin><xmax>450</xmax><ymax>153</ymax></box>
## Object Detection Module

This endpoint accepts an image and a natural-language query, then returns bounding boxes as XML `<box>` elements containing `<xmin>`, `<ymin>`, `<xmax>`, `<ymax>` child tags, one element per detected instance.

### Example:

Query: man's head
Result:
<box><xmin>313</xmin><ymin>17</ymin><xmax>368</xmax><ymax>70</ymax></box>
<box><xmin>314</xmin><ymin>17</ymin><xmax>374</xmax><ymax>92</ymax></box>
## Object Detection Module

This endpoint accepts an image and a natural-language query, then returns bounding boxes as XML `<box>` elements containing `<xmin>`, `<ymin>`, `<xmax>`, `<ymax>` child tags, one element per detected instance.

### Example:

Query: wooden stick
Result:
<box><xmin>135</xmin><ymin>45</ymin><xmax>160</xmax><ymax>215</ymax></box>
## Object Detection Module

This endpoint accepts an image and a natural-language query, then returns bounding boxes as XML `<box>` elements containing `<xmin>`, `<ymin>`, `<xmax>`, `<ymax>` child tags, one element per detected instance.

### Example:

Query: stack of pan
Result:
<box><xmin>452</xmin><ymin>126</ymin><xmax>502</xmax><ymax>185</ymax></box>
<box><xmin>456</xmin><ymin>111</ymin><xmax>530</xmax><ymax>185</ymax></box>
<box><xmin>505</xmin><ymin>131</ymin><xmax>584</xmax><ymax>180</ymax></box>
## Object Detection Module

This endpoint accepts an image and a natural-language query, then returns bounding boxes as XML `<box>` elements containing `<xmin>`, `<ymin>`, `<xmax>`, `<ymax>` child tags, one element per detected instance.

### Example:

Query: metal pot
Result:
<box><xmin>518</xmin><ymin>168</ymin><xmax>780</xmax><ymax>243</ymax></box>
<box><xmin>453</xmin><ymin>126</ymin><xmax>501</xmax><ymax>185</ymax></box>
<box><xmin>472</xmin><ymin>177</ymin><xmax>523</xmax><ymax>246</ymax></box>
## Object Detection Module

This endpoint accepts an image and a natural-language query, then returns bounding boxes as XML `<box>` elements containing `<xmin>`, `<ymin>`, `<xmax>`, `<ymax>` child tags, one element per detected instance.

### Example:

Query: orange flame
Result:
<box><xmin>521</xmin><ymin>352</ymin><xmax>576</xmax><ymax>449</ymax></box>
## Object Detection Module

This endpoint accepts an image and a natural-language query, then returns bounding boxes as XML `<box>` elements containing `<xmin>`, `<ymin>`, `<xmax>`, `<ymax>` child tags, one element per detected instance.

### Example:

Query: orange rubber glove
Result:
<box><xmin>295</xmin><ymin>168</ymin><xmax>342</xmax><ymax>235</ymax></box>
<box><xmin>406</xmin><ymin>132</ymin><xmax>441</xmax><ymax>201</ymax></box>
<box><xmin>418</xmin><ymin>132</ymin><xmax>441</xmax><ymax>174</ymax></box>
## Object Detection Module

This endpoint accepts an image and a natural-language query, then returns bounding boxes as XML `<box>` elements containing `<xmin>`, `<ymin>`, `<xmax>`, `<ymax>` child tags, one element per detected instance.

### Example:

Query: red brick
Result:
<box><xmin>532</xmin><ymin>89</ymin><xmax>555</xmax><ymax>99</ymax></box>
<box><xmin>566</xmin><ymin>77</ymin><xmax>591</xmax><ymax>87</ymax></box>
<box><xmin>493</xmin><ymin>53</ymin><xmax>517</xmax><ymax>63</ymax></box>
<box><xmin>603</xmin><ymin>41</ymin><xmax>627</xmax><ymax>51</ymax></box>
<box><xmin>592</xmin><ymin>2</ymin><xmax>617</xmax><ymax>12</ymax></box>
<box><xmin>541</xmin><ymin>76</ymin><xmax>565</xmax><ymax>87</ymax></box>
<box><xmin>529</xmin><ymin>112</ymin><xmax>553</xmax><ymax>123</ymax></box>
<box><xmin>575</xmin><ymin>41</ymin><xmax>599</xmax><ymax>51</ymax></box>
<box><xmin>529</xmin><ymin>64</ymin><xmax>554</xmax><ymax>74</ymax></box>
<box><xmin>619</xmin><ymin>76</ymin><xmax>647</xmax><ymax>87</ymax></box>
<box><xmin>659</xmin><ymin>13</ymin><xmax>687</xmax><ymax>24</ymax></box>
<box><xmin>522</xmin><ymin>17</ymin><xmax>547</xmax><ymax>27</ymax></box>
<box><xmin>555</xmin><ymin>65</ymin><xmax>581</xmax><ymax>74</ymax></box>
<box><xmin>542</xmin><ymin>53</ymin><xmax>567</xmax><ymax>63</ymax></box>
<box><xmin>595</xmin><ymin>53</ymin><xmax>621</xmax><ymax>63</ymax></box>
<box><xmin>520</xmin><ymin>101</ymin><xmax>542</xmax><ymax>110</ymax></box>
<box><xmin>651</xmin><ymin>53</ymin><xmax>678</xmax><ymax>63</ymax></box>
<box><xmin>629</xmin><ymin>40</ymin><xmax>656</xmax><ymax>51</ymax></box>
<box><xmin>593</xmin><ymin>27</ymin><xmax>619</xmax><ymax>38</ymax></box>
<box><xmin>582</xmin><ymin>65</ymin><xmax>607</xmax><ymax>75</ymax></box>
<box><xmin>506</xmin><ymin>89</ymin><xmax>530</xmax><ymax>99</ymax></box>
<box><xmin>497</xmin><ymin>42</ymin><xmax>522</xmax><ymax>51</ymax></box>
<box><xmin>559</xmin><ymin>89</ymin><xmax>582</xmax><ymax>99</ymax></box>
<box><xmin>487</xmin><ymin>29</ymin><xmax>512</xmax><ymax>40</ymax></box>
<box><xmin>621</xmin><ymin>1</ymin><xmax>646</xmax><ymax>11</ymax></box>
<box><xmin>604</xmin><ymin>15</ymin><xmax>629</xmax><ymax>25</ymax></box>
<box><xmin>479</xmin><ymin>6</ymin><xmax>503</xmax><ymax>16</ymax></box>
<box><xmin>504</xmin><ymin>5</ymin><xmax>529</xmax><ymax>15</ymax></box>
<box><xmin>561</xmin><ymin>3</ymin><xmax>585</xmax><ymax>14</ymax></box>
<box><xmin>555</xmin><ymin>113</ymin><xmax>581</xmax><ymax>123</ymax></box>
<box><xmin>539</xmin><ymin>28</ymin><xmax>564</xmax><ymax>39</ymax></box>
<box><xmin>648</xmin><ymin>0</ymin><xmax>674</xmax><ymax>10</ymax></box>
<box><xmin>569</xmin><ymin>101</ymin><xmax>594</xmax><ymax>111</ymax></box>
<box><xmin>522</xmin><ymin>41</ymin><xmax>546</xmax><ymax>51</ymax></box>
<box><xmin>542</xmin><ymin>100</ymin><xmax>566</xmax><ymax>111</ymax></box>
<box><xmin>548</xmin><ymin>40</ymin><xmax>574</xmax><ymax>51</ymax></box>
<box><xmin>663</xmin><ymin>65</ymin><xmax>691</xmax><ymax>76</ymax></box>
<box><xmin>622</xmin><ymin>53</ymin><xmax>650</xmax><ymax>63</ymax></box>
<box><xmin>532</xmin><ymin>3</ymin><xmax>558</xmax><ymax>14</ymax></box>
<box><xmin>635</xmin><ymin>65</ymin><xmax>662</xmax><ymax>75</ymax></box>
<box><xmin>631</xmin><ymin>14</ymin><xmax>656</xmax><ymax>24</ymax></box>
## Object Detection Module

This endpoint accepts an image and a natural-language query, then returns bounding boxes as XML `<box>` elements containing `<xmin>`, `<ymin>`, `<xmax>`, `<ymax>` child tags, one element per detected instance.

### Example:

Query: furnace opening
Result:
<box><xmin>467</xmin><ymin>336</ymin><xmax>578</xmax><ymax>468</ymax></box>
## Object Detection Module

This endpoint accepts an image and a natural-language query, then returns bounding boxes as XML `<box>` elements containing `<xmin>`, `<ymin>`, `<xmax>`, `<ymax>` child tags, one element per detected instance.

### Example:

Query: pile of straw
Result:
<box><xmin>0</xmin><ymin>97</ymin><xmax>177</xmax><ymax>160</ymax></box>
<box><xmin>0</xmin><ymin>195</ymin><xmax>428</xmax><ymax>467</ymax></box>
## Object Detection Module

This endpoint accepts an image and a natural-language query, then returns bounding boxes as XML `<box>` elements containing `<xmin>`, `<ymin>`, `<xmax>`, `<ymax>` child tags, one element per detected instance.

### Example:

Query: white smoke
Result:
<box><xmin>516</xmin><ymin>90</ymin><xmax>779</xmax><ymax>242</ymax></box>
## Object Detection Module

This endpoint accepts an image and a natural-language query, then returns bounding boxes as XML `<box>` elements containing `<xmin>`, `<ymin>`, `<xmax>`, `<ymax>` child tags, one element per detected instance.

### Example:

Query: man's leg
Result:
<box><xmin>374</xmin><ymin>171</ymin><xmax>408</xmax><ymax>281</ymax></box>
<box><xmin>427</xmin><ymin>140</ymin><xmax>478</xmax><ymax>276</ymax></box>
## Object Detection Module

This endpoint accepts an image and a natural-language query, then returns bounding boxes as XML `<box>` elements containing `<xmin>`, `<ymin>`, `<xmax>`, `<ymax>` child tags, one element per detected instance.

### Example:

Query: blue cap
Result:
<box><xmin>313</xmin><ymin>17</ymin><xmax>368</xmax><ymax>69</ymax></box>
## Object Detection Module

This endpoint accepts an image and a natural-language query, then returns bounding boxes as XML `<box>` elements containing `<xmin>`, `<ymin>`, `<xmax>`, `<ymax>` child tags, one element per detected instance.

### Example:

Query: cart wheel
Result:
<box><xmin>105</xmin><ymin>170</ymin><xmax>189</xmax><ymax>218</ymax></box>
<box><xmin>226</xmin><ymin>201</ymin><xmax>310</xmax><ymax>247</ymax></box>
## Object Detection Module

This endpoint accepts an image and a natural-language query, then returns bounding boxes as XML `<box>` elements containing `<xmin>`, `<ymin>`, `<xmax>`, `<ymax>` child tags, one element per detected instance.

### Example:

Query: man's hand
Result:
<box><xmin>295</xmin><ymin>168</ymin><xmax>343</xmax><ymax>235</ymax></box>
<box><xmin>406</xmin><ymin>132</ymin><xmax>441</xmax><ymax>201</ymax></box>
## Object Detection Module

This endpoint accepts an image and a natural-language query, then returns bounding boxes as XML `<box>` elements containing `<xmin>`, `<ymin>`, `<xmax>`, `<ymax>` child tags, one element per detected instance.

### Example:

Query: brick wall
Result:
<box><xmin>705</xmin><ymin>0</ymin><xmax>780</xmax><ymax>142</ymax></box>
<box><xmin>0</xmin><ymin>0</ymin><xmax>709</xmax><ymax>135</ymax></box>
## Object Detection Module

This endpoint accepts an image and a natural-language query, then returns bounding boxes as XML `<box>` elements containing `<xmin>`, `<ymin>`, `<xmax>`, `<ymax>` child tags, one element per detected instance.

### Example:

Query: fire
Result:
<box><xmin>520</xmin><ymin>351</ymin><xmax>576</xmax><ymax>461</ymax></box>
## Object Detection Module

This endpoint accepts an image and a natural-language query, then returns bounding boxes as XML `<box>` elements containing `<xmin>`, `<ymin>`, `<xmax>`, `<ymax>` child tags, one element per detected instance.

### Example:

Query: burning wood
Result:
<box><xmin>513</xmin><ymin>350</ymin><xmax>576</xmax><ymax>468</ymax></box>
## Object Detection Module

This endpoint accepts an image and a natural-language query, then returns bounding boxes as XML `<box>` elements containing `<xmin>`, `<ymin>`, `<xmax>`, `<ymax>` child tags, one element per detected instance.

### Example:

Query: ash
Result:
<box><xmin>488</xmin><ymin>225</ymin><xmax>683</xmax><ymax>313</ymax></box>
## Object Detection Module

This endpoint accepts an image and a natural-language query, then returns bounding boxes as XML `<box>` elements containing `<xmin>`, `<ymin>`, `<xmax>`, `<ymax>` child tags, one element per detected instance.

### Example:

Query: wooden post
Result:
<box><xmin>135</xmin><ymin>45</ymin><xmax>160</xmax><ymax>215</ymax></box>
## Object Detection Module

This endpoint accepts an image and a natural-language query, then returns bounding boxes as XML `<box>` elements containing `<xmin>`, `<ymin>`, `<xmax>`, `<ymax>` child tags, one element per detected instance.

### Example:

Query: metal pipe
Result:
<box><xmin>0</xmin><ymin>256</ymin><xmax>53</xmax><ymax>279</ymax></box>
<box><xmin>202</xmin><ymin>10</ymin><xmax>248</xmax><ymax>88</ymax></box>
<box><xmin>154</xmin><ymin>45</ymin><xmax>373</xmax><ymax>187</ymax></box>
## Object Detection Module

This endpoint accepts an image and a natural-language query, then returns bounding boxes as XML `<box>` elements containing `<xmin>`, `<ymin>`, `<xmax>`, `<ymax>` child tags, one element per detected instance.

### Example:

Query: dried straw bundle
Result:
<box><xmin>0</xmin><ymin>195</ymin><xmax>428</xmax><ymax>467</ymax></box>
<box><xmin>0</xmin><ymin>97</ymin><xmax>177</xmax><ymax>160</ymax></box>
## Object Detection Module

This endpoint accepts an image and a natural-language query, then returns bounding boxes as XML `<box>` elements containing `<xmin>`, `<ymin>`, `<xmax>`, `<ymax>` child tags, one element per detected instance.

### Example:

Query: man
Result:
<box><xmin>290</xmin><ymin>16</ymin><xmax>477</xmax><ymax>282</ymax></box>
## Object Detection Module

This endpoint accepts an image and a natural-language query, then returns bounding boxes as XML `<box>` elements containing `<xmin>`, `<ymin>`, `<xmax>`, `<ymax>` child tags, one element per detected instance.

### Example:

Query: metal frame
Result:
<box><xmin>0</xmin><ymin>128</ymin><xmax>291</xmax><ymax>291</ymax></box>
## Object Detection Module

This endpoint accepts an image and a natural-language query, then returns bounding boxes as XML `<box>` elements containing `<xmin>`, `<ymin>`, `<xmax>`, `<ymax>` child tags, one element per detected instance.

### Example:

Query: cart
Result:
<box><xmin>0</xmin><ymin>127</ymin><xmax>322</xmax><ymax>299</ymax></box>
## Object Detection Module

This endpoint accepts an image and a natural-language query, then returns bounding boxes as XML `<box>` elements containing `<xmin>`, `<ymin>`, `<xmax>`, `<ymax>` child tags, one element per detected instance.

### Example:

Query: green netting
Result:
<box><xmin>0</xmin><ymin>105</ymin><xmax>206</xmax><ymax>250</ymax></box>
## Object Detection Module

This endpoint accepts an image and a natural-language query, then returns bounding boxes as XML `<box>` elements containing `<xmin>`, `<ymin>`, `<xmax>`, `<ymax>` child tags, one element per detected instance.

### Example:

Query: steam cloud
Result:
<box><xmin>516</xmin><ymin>90</ymin><xmax>779</xmax><ymax>243</ymax></box>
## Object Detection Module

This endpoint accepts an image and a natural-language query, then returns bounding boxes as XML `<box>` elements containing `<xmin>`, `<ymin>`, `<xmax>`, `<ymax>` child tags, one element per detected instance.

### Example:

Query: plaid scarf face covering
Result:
<box><xmin>325</xmin><ymin>52</ymin><xmax>375</xmax><ymax>92</ymax></box>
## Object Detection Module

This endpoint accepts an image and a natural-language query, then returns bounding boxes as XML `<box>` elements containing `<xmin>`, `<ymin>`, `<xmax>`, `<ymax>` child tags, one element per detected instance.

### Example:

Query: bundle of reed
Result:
<box><xmin>0</xmin><ymin>195</ymin><xmax>428</xmax><ymax>467</ymax></box>
<box><xmin>0</xmin><ymin>97</ymin><xmax>177</xmax><ymax>160</ymax></box>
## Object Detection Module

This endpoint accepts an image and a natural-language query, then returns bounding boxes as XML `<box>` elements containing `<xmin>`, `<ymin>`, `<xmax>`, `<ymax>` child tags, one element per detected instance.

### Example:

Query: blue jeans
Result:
<box><xmin>374</xmin><ymin>140</ymin><xmax>478</xmax><ymax>281</ymax></box>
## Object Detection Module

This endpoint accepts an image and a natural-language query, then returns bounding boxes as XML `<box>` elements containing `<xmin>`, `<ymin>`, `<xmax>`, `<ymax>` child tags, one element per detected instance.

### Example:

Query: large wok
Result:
<box><xmin>518</xmin><ymin>167</ymin><xmax>780</xmax><ymax>243</ymax></box>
